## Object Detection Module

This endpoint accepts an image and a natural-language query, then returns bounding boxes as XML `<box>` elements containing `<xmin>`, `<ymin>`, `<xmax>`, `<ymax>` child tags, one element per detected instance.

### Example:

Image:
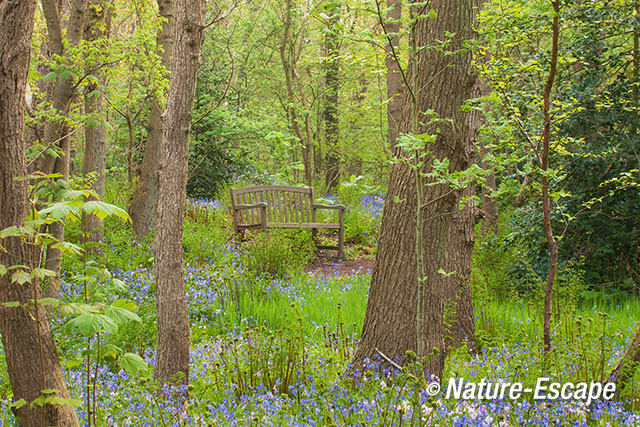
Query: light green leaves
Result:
<box><xmin>118</xmin><ymin>352</ymin><xmax>149</xmax><ymax>375</ymax></box>
<box><xmin>67</xmin><ymin>313</ymin><xmax>119</xmax><ymax>337</ymax></box>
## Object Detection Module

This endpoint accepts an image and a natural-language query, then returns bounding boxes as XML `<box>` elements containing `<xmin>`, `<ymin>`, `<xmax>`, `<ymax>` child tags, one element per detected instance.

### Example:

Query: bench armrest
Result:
<box><xmin>234</xmin><ymin>202</ymin><xmax>267</xmax><ymax>210</ymax></box>
<box><xmin>313</xmin><ymin>203</ymin><xmax>346</xmax><ymax>211</ymax></box>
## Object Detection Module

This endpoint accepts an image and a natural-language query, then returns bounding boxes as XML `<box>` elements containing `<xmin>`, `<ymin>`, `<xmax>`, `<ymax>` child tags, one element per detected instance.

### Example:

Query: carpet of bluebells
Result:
<box><xmin>0</xmin><ymin>195</ymin><xmax>639</xmax><ymax>426</ymax></box>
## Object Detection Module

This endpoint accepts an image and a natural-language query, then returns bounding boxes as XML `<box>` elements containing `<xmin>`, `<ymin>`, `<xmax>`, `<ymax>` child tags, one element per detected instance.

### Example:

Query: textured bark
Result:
<box><xmin>41</xmin><ymin>0</ymin><xmax>86</xmax><ymax>298</ymax></box>
<box><xmin>353</xmin><ymin>0</ymin><xmax>479</xmax><ymax>378</ymax></box>
<box><xmin>129</xmin><ymin>0</ymin><xmax>175</xmax><ymax>238</ymax></box>
<box><xmin>323</xmin><ymin>4</ymin><xmax>340</xmax><ymax>191</ymax></box>
<box><xmin>82</xmin><ymin>0</ymin><xmax>112</xmax><ymax>245</ymax></box>
<box><xmin>154</xmin><ymin>0</ymin><xmax>206</xmax><ymax>385</ymax></box>
<box><xmin>542</xmin><ymin>0</ymin><xmax>560</xmax><ymax>354</ymax></box>
<box><xmin>0</xmin><ymin>1</ymin><xmax>79</xmax><ymax>425</ymax></box>
<box><xmin>279</xmin><ymin>0</ymin><xmax>314</xmax><ymax>185</ymax></box>
<box><xmin>384</xmin><ymin>0</ymin><xmax>403</xmax><ymax>149</ymax></box>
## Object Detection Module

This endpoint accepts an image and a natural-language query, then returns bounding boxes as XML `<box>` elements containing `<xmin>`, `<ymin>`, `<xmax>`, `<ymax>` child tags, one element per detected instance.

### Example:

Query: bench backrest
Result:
<box><xmin>230</xmin><ymin>185</ymin><xmax>317</xmax><ymax>225</ymax></box>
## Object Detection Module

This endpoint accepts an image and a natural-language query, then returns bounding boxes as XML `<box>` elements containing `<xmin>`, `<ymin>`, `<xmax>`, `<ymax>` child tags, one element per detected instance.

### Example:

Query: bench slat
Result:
<box><xmin>230</xmin><ymin>185</ymin><xmax>344</xmax><ymax>258</ymax></box>
<box><xmin>266</xmin><ymin>222</ymin><xmax>341</xmax><ymax>229</ymax></box>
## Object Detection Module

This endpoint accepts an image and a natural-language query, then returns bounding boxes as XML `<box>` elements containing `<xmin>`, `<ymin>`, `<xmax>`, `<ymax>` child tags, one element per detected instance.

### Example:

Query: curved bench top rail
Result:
<box><xmin>230</xmin><ymin>185</ymin><xmax>313</xmax><ymax>196</ymax></box>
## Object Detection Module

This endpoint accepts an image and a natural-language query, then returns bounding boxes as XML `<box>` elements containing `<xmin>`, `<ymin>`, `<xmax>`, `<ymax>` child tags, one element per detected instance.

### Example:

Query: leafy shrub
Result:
<box><xmin>242</xmin><ymin>230</ymin><xmax>314</xmax><ymax>279</ymax></box>
<box><xmin>471</xmin><ymin>220</ymin><xmax>519</xmax><ymax>302</ymax></box>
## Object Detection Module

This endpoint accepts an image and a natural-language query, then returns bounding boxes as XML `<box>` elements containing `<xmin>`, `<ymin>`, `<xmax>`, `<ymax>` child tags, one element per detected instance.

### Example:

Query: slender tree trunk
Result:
<box><xmin>154</xmin><ymin>0</ymin><xmax>206</xmax><ymax>385</ymax></box>
<box><xmin>0</xmin><ymin>1</ymin><xmax>79</xmax><ymax>425</ymax></box>
<box><xmin>353</xmin><ymin>0</ymin><xmax>479</xmax><ymax>379</ymax></box>
<box><xmin>40</xmin><ymin>0</ymin><xmax>86</xmax><ymax>298</ymax></box>
<box><xmin>384</xmin><ymin>0</ymin><xmax>403</xmax><ymax>149</ymax></box>
<box><xmin>324</xmin><ymin>3</ymin><xmax>340</xmax><ymax>191</ymax></box>
<box><xmin>129</xmin><ymin>0</ymin><xmax>175</xmax><ymax>238</ymax></box>
<box><xmin>82</xmin><ymin>0</ymin><xmax>112</xmax><ymax>245</ymax></box>
<box><xmin>279</xmin><ymin>0</ymin><xmax>313</xmax><ymax>185</ymax></box>
<box><xmin>480</xmin><ymin>111</ymin><xmax>498</xmax><ymax>235</ymax></box>
<box><xmin>542</xmin><ymin>0</ymin><xmax>560</xmax><ymax>355</ymax></box>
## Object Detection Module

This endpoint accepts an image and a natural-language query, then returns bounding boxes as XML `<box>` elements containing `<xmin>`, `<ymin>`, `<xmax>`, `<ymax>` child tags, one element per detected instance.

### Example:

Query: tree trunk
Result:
<box><xmin>279</xmin><ymin>0</ymin><xmax>314</xmax><ymax>186</ymax></box>
<box><xmin>82</xmin><ymin>0</ymin><xmax>112</xmax><ymax>245</ymax></box>
<box><xmin>129</xmin><ymin>0</ymin><xmax>175</xmax><ymax>238</ymax></box>
<box><xmin>41</xmin><ymin>0</ymin><xmax>86</xmax><ymax>298</ymax></box>
<box><xmin>323</xmin><ymin>3</ymin><xmax>340</xmax><ymax>191</ymax></box>
<box><xmin>154</xmin><ymin>0</ymin><xmax>206</xmax><ymax>385</ymax></box>
<box><xmin>384</xmin><ymin>0</ymin><xmax>403</xmax><ymax>149</ymax></box>
<box><xmin>353</xmin><ymin>0</ymin><xmax>479</xmax><ymax>379</ymax></box>
<box><xmin>542</xmin><ymin>0</ymin><xmax>560</xmax><ymax>354</ymax></box>
<box><xmin>0</xmin><ymin>1</ymin><xmax>79</xmax><ymax>425</ymax></box>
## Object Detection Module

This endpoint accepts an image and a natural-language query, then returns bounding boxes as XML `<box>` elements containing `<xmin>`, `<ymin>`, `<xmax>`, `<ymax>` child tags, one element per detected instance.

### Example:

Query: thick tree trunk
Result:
<box><xmin>0</xmin><ymin>1</ymin><xmax>79</xmax><ymax>425</ymax></box>
<box><xmin>41</xmin><ymin>0</ymin><xmax>86</xmax><ymax>298</ymax></box>
<box><xmin>129</xmin><ymin>0</ymin><xmax>175</xmax><ymax>238</ymax></box>
<box><xmin>154</xmin><ymin>0</ymin><xmax>206</xmax><ymax>385</ymax></box>
<box><xmin>82</xmin><ymin>0</ymin><xmax>112</xmax><ymax>245</ymax></box>
<box><xmin>323</xmin><ymin>4</ymin><xmax>340</xmax><ymax>191</ymax></box>
<box><xmin>353</xmin><ymin>0</ymin><xmax>478</xmax><ymax>378</ymax></box>
<box><xmin>384</xmin><ymin>0</ymin><xmax>403</xmax><ymax>149</ymax></box>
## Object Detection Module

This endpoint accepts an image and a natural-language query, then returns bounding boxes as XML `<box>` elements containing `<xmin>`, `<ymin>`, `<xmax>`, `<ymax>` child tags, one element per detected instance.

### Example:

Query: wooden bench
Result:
<box><xmin>230</xmin><ymin>185</ymin><xmax>346</xmax><ymax>258</ymax></box>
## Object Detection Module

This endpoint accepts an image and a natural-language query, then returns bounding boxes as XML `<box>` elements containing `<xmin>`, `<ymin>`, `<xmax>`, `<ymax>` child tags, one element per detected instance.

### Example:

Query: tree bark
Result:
<box><xmin>383</xmin><ymin>0</ymin><xmax>403</xmax><ymax>149</ymax></box>
<box><xmin>353</xmin><ymin>0</ymin><xmax>479</xmax><ymax>378</ymax></box>
<box><xmin>82</xmin><ymin>0</ymin><xmax>112</xmax><ymax>245</ymax></box>
<box><xmin>0</xmin><ymin>1</ymin><xmax>79</xmax><ymax>425</ymax></box>
<box><xmin>542</xmin><ymin>0</ymin><xmax>560</xmax><ymax>354</ymax></box>
<box><xmin>129</xmin><ymin>0</ymin><xmax>175</xmax><ymax>238</ymax></box>
<box><xmin>41</xmin><ymin>0</ymin><xmax>86</xmax><ymax>298</ymax></box>
<box><xmin>154</xmin><ymin>0</ymin><xmax>206</xmax><ymax>385</ymax></box>
<box><xmin>279</xmin><ymin>0</ymin><xmax>314</xmax><ymax>185</ymax></box>
<box><xmin>323</xmin><ymin>3</ymin><xmax>340</xmax><ymax>191</ymax></box>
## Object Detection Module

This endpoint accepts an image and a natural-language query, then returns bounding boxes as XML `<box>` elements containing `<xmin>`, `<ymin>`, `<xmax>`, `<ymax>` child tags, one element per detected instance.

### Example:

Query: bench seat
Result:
<box><xmin>230</xmin><ymin>185</ymin><xmax>345</xmax><ymax>258</ymax></box>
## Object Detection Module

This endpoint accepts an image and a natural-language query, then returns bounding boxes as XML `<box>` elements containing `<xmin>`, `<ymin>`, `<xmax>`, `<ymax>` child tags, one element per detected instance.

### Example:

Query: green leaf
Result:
<box><xmin>36</xmin><ymin>297</ymin><xmax>59</xmax><ymax>307</ymax></box>
<box><xmin>66</xmin><ymin>313</ymin><xmax>118</xmax><ymax>337</ymax></box>
<box><xmin>2</xmin><ymin>301</ymin><xmax>20</xmax><ymax>308</ymax></box>
<box><xmin>63</xmin><ymin>358</ymin><xmax>84</xmax><ymax>369</ymax></box>
<box><xmin>50</xmin><ymin>241</ymin><xmax>83</xmax><ymax>256</ymax></box>
<box><xmin>11</xmin><ymin>270</ymin><xmax>31</xmax><ymax>285</ymax></box>
<box><xmin>0</xmin><ymin>265</ymin><xmax>6</xmax><ymax>276</ymax></box>
<box><xmin>11</xmin><ymin>399</ymin><xmax>27</xmax><ymax>409</ymax></box>
<box><xmin>105</xmin><ymin>304</ymin><xmax>141</xmax><ymax>324</ymax></box>
<box><xmin>118</xmin><ymin>352</ymin><xmax>149</xmax><ymax>376</ymax></box>
<box><xmin>427</xmin><ymin>9</ymin><xmax>438</xmax><ymax>19</ymax></box>
<box><xmin>43</xmin><ymin>71</ymin><xmax>58</xmax><ymax>82</ymax></box>
<box><xmin>31</xmin><ymin>268</ymin><xmax>56</xmax><ymax>280</ymax></box>
<box><xmin>0</xmin><ymin>226</ymin><xmax>24</xmax><ymax>239</ymax></box>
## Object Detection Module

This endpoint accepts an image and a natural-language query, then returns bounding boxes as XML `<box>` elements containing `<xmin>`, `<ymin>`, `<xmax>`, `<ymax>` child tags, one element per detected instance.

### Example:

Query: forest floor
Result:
<box><xmin>306</xmin><ymin>251</ymin><xmax>375</xmax><ymax>276</ymax></box>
